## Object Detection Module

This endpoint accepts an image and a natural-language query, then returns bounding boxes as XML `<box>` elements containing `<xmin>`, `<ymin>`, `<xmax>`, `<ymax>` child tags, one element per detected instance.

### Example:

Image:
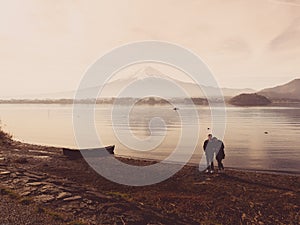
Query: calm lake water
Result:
<box><xmin>0</xmin><ymin>104</ymin><xmax>299</xmax><ymax>173</ymax></box>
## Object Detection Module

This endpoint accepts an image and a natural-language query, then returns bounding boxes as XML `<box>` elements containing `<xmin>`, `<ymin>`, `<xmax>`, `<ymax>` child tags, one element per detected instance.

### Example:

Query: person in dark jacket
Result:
<box><xmin>215</xmin><ymin>139</ymin><xmax>225</xmax><ymax>172</ymax></box>
<box><xmin>203</xmin><ymin>134</ymin><xmax>214</xmax><ymax>173</ymax></box>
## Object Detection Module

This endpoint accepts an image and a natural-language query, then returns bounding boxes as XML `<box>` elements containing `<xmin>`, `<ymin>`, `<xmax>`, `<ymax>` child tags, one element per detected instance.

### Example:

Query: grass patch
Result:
<box><xmin>0</xmin><ymin>126</ymin><xmax>12</xmax><ymax>144</ymax></box>
<box><xmin>35</xmin><ymin>205</ymin><xmax>45</xmax><ymax>213</ymax></box>
<box><xmin>19</xmin><ymin>196</ymin><xmax>33</xmax><ymax>205</ymax></box>
<box><xmin>0</xmin><ymin>127</ymin><xmax>12</xmax><ymax>139</ymax></box>
<box><xmin>0</xmin><ymin>185</ymin><xmax>34</xmax><ymax>206</ymax></box>
<box><xmin>0</xmin><ymin>186</ymin><xmax>19</xmax><ymax>199</ymax></box>
<box><xmin>107</xmin><ymin>191</ymin><xmax>132</xmax><ymax>200</ymax></box>
<box><xmin>45</xmin><ymin>210</ymin><xmax>65</xmax><ymax>221</ymax></box>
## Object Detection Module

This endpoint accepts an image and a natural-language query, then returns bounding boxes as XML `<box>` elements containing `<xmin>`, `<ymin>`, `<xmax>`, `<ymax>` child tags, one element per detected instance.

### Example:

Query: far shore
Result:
<box><xmin>0</xmin><ymin>129</ymin><xmax>299</xmax><ymax>224</ymax></box>
<box><xmin>1</xmin><ymin>97</ymin><xmax>300</xmax><ymax>108</ymax></box>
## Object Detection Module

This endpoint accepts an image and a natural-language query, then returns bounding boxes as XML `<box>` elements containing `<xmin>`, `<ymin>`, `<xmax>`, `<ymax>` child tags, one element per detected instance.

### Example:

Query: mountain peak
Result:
<box><xmin>130</xmin><ymin>66</ymin><xmax>172</xmax><ymax>81</ymax></box>
<box><xmin>143</xmin><ymin>66</ymin><xmax>164</xmax><ymax>76</ymax></box>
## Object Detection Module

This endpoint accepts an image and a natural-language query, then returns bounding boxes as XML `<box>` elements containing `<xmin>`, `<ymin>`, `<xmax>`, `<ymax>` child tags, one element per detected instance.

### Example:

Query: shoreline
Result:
<box><xmin>0</xmin><ymin>135</ymin><xmax>299</xmax><ymax>224</ymax></box>
<box><xmin>6</xmin><ymin>136</ymin><xmax>300</xmax><ymax>176</ymax></box>
<box><xmin>116</xmin><ymin>153</ymin><xmax>300</xmax><ymax>176</ymax></box>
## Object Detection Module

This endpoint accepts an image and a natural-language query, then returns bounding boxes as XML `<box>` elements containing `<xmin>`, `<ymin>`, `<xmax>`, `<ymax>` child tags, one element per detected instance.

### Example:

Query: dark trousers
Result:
<box><xmin>217</xmin><ymin>159</ymin><xmax>224</xmax><ymax>170</ymax></box>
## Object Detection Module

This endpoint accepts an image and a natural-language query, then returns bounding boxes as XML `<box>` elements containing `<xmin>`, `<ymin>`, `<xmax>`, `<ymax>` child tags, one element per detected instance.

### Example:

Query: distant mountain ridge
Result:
<box><xmin>7</xmin><ymin>67</ymin><xmax>300</xmax><ymax>101</ymax></box>
<box><xmin>101</xmin><ymin>66</ymin><xmax>255</xmax><ymax>98</ymax></box>
<box><xmin>258</xmin><ymin>79</ymin><xmax>300</xmax><ymax>100</ymax></box>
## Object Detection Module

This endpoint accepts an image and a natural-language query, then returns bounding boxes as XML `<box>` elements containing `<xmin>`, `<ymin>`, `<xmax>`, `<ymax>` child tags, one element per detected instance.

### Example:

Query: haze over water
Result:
<box><xmin>0</xmin><ymin>103</ymin><xmax>299</xmax><ymax>173</ymax></box>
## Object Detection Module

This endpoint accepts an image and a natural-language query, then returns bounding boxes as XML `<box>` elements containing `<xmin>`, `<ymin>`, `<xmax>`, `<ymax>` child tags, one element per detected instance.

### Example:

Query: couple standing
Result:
<box><xmin>203</xmin><ymin>134</ymin><xmax>225</xmax><ymax>173</ymax></box>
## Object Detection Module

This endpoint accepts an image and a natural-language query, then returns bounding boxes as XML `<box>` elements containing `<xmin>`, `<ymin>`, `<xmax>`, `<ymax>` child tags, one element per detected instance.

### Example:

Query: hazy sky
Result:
<box><xmin>1</xmin><ymin>0</ymin><xmax>300</xmax><ymax>97</ymax></box>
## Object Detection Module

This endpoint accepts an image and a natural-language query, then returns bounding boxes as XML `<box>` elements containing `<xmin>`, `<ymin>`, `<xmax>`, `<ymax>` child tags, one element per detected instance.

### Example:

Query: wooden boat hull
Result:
<box><xmin>62</xmin><ymin>145</ymin><xmax>115</xmax><ymax>159</ymax></box>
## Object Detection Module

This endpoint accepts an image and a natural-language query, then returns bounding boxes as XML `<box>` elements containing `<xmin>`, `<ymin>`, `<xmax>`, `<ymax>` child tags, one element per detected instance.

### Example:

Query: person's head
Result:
<box><xmin>208</xmin><ymin>134</ymin><xmax>212</xmax><ymax>140</ymax></box>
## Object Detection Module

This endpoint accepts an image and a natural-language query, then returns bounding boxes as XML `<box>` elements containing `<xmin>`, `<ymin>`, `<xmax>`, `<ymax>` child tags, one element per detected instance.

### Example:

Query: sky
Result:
<box><xmin>0</xmin><ymin>0</ymin><xmax>300</xmax><ymax>97</ymax></box>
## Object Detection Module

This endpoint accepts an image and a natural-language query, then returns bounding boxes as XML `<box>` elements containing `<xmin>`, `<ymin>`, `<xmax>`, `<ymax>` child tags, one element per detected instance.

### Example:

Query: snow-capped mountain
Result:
<box><xmin>100</xmin><ymin>66</ymin><xmax>254</xmax><ymax>98</ymax></box>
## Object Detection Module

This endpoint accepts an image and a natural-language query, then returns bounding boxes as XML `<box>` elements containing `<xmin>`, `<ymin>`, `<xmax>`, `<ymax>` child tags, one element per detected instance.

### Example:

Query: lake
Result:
<box><xmin>0</xmin><ymin>104</ymin><xmax>299</xmax><ymax>173</ymax></box>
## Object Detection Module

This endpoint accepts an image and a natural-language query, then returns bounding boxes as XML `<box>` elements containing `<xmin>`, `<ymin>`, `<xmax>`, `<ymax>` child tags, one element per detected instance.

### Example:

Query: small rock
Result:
<box><xmin>0</xmin><ymin>171</ymin><xmax>11</xmax><ymax>175</ymax></box>
<box><xmin>19</xmin><ymin>178</ymin><xmax>30</xmax><ymax>184</ymax></box>
<box><xmin>249</xmin><ymin>201</ymin><xmax>255</xmax><ymax>208</ymax></box>
<box><xmin>27</xmin><ymin>177</ymin><xmax>39</xmax><ymax>182</ymax></box>
<box><xmin>35</xmin><ymin>194</ymin><xmax>55</xmax><ymax>203</ymax></box>
<box><xmin>39</xmin><ymin>184</ymin><xmax>59</xmax><ymax>194</ymax></box>
<box><xmin>23</xmin><ymin>172</ymin><xmax>45</xmax><ymax>180</ymax></box>
<box><xmin>29</xmin><ymin>187</ymin><xmax>38</xmax><ymax>192</ymax></box>
<box><xmin>281</xmin><ymin>191</ymin><xmax>296</xmax><ymax>197</ymax></box>
<box><xmin>84</xmin><ymin>199</ymin><xmax>93</xmax><ymax>204</ymax></box>
<box><xmin>20</xmin><ymin>191</ymin><xmax>31</xmax><ymax>196</ymax></box>
<box><xmin>88</xmin><ymin>205</ymin><xmax>96</xmax><ymax>210</ymax></box>
<box><xmin>241</xmin><ymin>213</ymin><xmax>246</xmax><ymax>221</ymax></box>
<box><xmin>33</xmin><ymin>155</ymin><xmax>50</xmax><ymax>159</ymax></box>
<box><xmin>86</xmin><ymin>191</ymin><xmax>111</xmax><ymax>199</ymax></box>
<box><xmin>80</xmin><ymin>202</ymin><xmax>88</xmax><ymax>208</ymax></box>
<box><xmin>63</xmin><ymin>196</ymin><xmax>82</xmax><ymax>201</ymax></box>
<box><xmin>12</xmin><ymin>179</ymin><xmax>21</xmax><ymax>184</ymax></box>
<box><xmin>194</xmin><ymin>181</ymin><xmax>207</xmax><ymax>185</ymax></box>
<box><xmin>57</xmin><ymin>192</ymin><xmax>72</xmax><ymax>199</ymax></box>
<box><xmin>22</xmin><ymin>186</ymin><xmax>33</xmax><ymax>191</ymax></box>
<box><xmin>26</xmin><ymin>182</ymin><xmax>44</xmax><ymax>186</ymax></box>
<box><xmin>10</xmin><ymin>173</ymin><xmax>17</xmax><ymax>178</ymax></box>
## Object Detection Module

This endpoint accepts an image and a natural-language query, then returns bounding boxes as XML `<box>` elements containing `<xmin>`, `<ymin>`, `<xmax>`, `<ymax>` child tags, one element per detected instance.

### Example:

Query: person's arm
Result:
<box><xmin>203</xmin><ymin>140</ymin><xmax>207</xmax><ymax>151</ymax></box>
<box><xmin>221</xmin><ymin>142</ymin><xmax>224</xmax><ymax>150</ymax></box>
<box><xmin>221</xmin><ymin>142</ymin><xmax>225</xmax><ymax>158</ymax></box>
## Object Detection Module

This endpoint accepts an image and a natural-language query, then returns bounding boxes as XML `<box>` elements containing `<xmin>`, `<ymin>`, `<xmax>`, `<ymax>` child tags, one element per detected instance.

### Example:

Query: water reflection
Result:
<box><xmin>0</xmin><ymin>104</ymin><xmax>299</xmax><ymax>172</ymax></box>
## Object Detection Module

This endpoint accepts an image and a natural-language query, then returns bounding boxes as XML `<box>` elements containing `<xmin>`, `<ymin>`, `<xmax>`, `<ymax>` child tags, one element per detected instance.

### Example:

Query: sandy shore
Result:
<box><xmin>0</xmin><ymin>132</ymin><xmax>299</xmax><ymax>225</ymax></box>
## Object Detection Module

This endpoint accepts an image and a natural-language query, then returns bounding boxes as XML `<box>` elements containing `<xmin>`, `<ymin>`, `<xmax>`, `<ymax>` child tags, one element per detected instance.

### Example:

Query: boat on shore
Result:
<box><xmin>62</xmin><ymin>145</ymin><xmax>115</xmax><ymax>159</ymax></box>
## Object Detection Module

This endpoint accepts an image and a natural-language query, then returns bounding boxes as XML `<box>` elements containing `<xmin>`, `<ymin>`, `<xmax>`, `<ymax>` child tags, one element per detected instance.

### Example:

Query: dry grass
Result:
<box><xmin>0</xmin><ymin>185</ymin><xmax>19</xmax><ymax>199</ymax></box>
<box><xmin>0</xmin><ymin>126</ymin><xmax>12</xmax><ymax>145</ymax></box>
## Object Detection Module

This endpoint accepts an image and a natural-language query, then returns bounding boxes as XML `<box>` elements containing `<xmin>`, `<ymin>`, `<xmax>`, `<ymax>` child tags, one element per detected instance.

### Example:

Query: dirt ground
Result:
<box><xmin>0</xmin><ymin>133</ymin><xmax>299</xmax><ymax>225</ymax></box>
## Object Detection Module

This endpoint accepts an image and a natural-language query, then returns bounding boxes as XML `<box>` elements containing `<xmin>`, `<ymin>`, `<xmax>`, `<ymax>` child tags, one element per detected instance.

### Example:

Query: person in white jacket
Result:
<box><xmin>203</xmin><ymin>135</ymin><xmax>215</xmax><ymax>173</ymax></box>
